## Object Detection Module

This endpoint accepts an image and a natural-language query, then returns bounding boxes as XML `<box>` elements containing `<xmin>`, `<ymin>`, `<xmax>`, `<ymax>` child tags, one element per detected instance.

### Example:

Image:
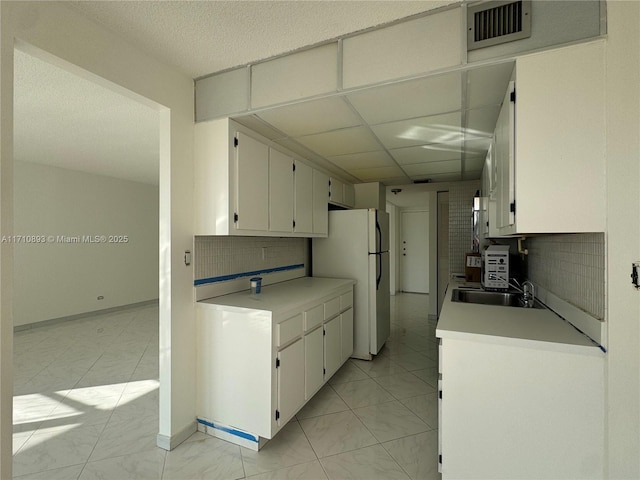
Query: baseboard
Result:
<box><xmin>14</xmin><ymin>299</ymin><xmax>159</xmax><ymax>332</ymax></box>
<box><xmin>156</xmin><ymin>421</ymin><xmax>197</xmax><ymax>451</ymax></box>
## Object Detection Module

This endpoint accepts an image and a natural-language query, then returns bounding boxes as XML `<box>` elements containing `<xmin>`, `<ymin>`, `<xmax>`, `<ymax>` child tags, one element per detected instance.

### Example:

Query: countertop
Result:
<box><xmin>436</xmin><ymin>278</ymin><xmax>602</xmax><ymax>355</ymax></box>
<box><xmin>197</xmin><ymin>276</ymin><xmax>355</xmax><ymax>315</ymax></box>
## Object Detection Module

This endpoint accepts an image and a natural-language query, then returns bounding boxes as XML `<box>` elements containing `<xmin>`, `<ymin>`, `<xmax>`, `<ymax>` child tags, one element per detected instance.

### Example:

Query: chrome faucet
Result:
<box><xmin>522</xmin><ymin>281</ymin><xmax>535</xmax><ymax>308</ymax></box>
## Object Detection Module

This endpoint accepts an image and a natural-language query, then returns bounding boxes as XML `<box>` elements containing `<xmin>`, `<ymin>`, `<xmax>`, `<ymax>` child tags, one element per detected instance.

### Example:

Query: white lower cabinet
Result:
<box><xmin>276</xmin><ymin>338</ymin><xmax>304</xmax><ymax>426</ymax></box>
<box><xmin>340</xmin><ymin>308</ymin><xmax>354</xmax><ymax>363</ymax></box>
<box><xmin>196</xmin><ymin>278</ymin><xmax>354</xmax><ymax>450</ymax></box>
<box><xmin>304</xmin><ymin>327</ymin><xmax>324</xmax><ymax>399</ymax></box>
<box><xmin>438</xmin><ymin>337</ymin><xmax>605</xmax><ymax>479</ymax></box>
<box><xmin>323</xmin><ymin>315</ymin><xmax>342</xmax><ymax>380</ymax></box>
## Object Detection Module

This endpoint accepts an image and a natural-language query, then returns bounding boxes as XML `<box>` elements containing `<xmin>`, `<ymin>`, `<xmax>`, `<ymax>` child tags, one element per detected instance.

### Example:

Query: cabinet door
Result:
<box><xmin>294</xmin><ymin>161</ymin><xmax>313</xmax><ymax>234</ymax></box>
<box><xmin>329</xmin><ymin>177</ymin><xmax>344</xmax><ymax>205</ymax></box>
<box><xmin>235</xmin><ymin>132</ymin><xmax>269</xmax><ymax>231</ymax></box>
<box><xmin>269</xmin><ymin>148</ymin><xmax>294</xmax><ymax>233</ymax></box>
<box><xmin>340</xmin><ymin>308</ymin><xmax>354</xmax><ymax>363</ymax></box>
<box><xmin>343</xmin><ymin>183</ymin><xmax>355</xmax><ymax>208</ymax></box>
<box><xmin>304</xmin><ymin>327</ymin><xmax>324</xmax><ymax>400</ymax></box>
<box><xmin>323</xmin><ymin>315</ymin><xmax>342</xmax><ymax>380</ymax></box>
<box><xmin>515</xmin><ymin>41</ymin><xmax>605</xmax><ymax>233</ymax></box>
<box><xmin>277</xmin><ymin>338</ymin><xmax>305</xmax><ymax>426</ymax></box>
<box><xmin>494</xmin><ymin>82</ymin><xmax>515</xmax><ymax>231</ymax></box>
<box><xmin>313</xmin><ymin>170</ymin><xmax>329</xmax><ymax>235</ymax></box>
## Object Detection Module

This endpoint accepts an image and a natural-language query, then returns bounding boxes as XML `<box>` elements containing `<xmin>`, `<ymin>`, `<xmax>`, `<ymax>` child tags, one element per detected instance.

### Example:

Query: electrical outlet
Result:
<box><xmin>97</xmin><ymin>295</ymin><xmax>104</xmax><ymax>300</ymax></box>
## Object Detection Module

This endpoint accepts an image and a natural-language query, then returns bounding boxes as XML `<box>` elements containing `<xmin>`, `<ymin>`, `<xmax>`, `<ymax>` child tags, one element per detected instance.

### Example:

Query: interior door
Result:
<box><xmin>401</xmin><ymin>210</ymin><xmax>430</xmax><ymax>294</ymax></box>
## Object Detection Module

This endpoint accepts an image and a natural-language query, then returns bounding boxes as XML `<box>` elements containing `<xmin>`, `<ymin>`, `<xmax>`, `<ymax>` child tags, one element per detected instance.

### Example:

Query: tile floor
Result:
<box><xmin>13</xmin><ymin>293</ymin><xmax>440</xmax><ymax>479</ymax></box>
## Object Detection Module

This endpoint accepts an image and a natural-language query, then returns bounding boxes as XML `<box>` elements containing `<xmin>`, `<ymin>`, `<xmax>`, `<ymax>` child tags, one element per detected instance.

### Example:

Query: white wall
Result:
<box><xmin>604</xmin><ymin>2</ymin><xmax>640</xmax><ymax>477</ymax></box>
<box><xmin>1</xmin><ymin>2</ymin><xmax>195</xmax><ymax>475</ymax></box>
<box><xmin>13</xmin><ymin>162</ymin><xmax>158</xmax><ymax>327</ymax></box>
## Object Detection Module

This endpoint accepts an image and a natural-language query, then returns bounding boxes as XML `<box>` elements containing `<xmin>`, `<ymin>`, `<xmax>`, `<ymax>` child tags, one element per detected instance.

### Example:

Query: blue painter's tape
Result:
<box><xmin>197</xmin><ymin>418</ymin><xmax>259</xmax><ymax>443</ymax></box>
<box><xmin>194</xmin><ymin>263</ymin><xmax>304</xmax><ymax>286</ymax></box>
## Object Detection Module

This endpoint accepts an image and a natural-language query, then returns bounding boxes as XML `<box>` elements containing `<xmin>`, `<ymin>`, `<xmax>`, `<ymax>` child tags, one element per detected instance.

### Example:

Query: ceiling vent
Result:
<box><xmin>467</xmin><ymin>0</ymin><xmax>531</xmax><ymax>50</ymax></box>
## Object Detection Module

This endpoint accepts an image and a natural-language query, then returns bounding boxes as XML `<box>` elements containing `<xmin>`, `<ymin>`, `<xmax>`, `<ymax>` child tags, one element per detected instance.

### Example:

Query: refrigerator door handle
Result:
<box><xmin>376</xmin><ymin>219</ymin><xmax>382</xmax><ymax>254</ymax></box>
<box><xmin>376</xmin><ymin>252</ymin><xmax>382</xmax><ymax>290</ymax></box>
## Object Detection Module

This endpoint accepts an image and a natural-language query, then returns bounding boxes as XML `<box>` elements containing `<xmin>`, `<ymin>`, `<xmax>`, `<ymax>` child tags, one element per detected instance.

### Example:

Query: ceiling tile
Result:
<box><xmin>391</xmin><ymin>145</ymin><xmax>461</xmax><ymax>165</ymax></box>
<box><xmin>464</xmin><ymin>156</ymin><xmax>486</xmax><ymax>172</ymax></box>
<box><xmin>414</xmin><ymin>172</ymin><xmax>462</xmax><ymax>183</ymax></box>
<box><xmin>372</xmin><ymin>112</ymin><xmax>461</xmax><ymax>150</ymax></box>
<box><xmin>402</xmin><ymin>159</ymin><xmax>461</xmax><ymax>176</ymax></box>
<box><xmin>346</xmin><ymin>71</ymin><xmax>462</xmax><ymax>125</ymax></box>
<box><xmin>381</xmin><ymin>176</ymin><xmax>412</xmax><ymax>186</ymax></box>
<box><xmin>257</xmin><ymin>97</ymin><xmax>361</xmax><ymax>137</ymax></box>
<box><xmin>463</xmin><ymin>136</ymin><xmax>492</xmax><ymax>157</ymax></box>
<box><xmin>466</xmin><ymin>62</ymin><xmax>515</xmax><ymax>109</ymax></box>
<box><xmin>326</xmin><ymin>150</ymin><xmax>395</xmax><ymax>170</ymax></box>
<box><xmin>348</xmin><ymin>165</ymin><xmax>406</xmax><ymax>182</ymax></box>
<box><xmin>295</xmin><ymin>126</ymin><xmax>380</xmax><ymax>157</ymax></box>
<box><xmin>465</xmin><ymin>106</ymin><xmax>500</xmax><ymax>137</ymax></box>
<box><xmin>462</xmin><ymin>170</ymin><xmax>483</xmax><ymax>181</ymax></box>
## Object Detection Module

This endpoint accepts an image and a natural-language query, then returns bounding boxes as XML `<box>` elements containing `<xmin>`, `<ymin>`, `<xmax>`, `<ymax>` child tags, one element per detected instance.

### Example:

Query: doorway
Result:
<box><xmin>400</xmin><ymin>210</ymin><xmax>429</xmax><ymax>294</ymax></box>
<box><xmin>11</xmin><ymin>46</ymin><xmax>161</xmax><ymax>475</ymax></box>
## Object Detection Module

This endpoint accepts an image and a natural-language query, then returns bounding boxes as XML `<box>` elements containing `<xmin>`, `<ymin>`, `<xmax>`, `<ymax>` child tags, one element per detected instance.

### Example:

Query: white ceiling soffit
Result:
<box><xmin>68</xmin><ymin>0</ymin><xmax>452</xmax><ymax>79</ymax></box>
<box><xmin>14</xmin><ymin>49</ymin><xmax>160</xmax><ymax>185</ymax></box>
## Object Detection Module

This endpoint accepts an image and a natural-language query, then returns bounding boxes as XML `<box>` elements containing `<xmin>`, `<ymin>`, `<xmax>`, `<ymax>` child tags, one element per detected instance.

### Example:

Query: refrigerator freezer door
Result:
<box><xmin>368</xmin><ymin>209</ymin><xmax>390</xmax><ymax>254</ymax></box>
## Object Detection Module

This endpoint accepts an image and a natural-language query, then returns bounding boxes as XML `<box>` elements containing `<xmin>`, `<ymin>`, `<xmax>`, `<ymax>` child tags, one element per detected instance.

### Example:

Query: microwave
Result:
<box><xmin>482</xmin><ymin>245</ymin><xmax>510</xmax><ymax>291</ymax></box>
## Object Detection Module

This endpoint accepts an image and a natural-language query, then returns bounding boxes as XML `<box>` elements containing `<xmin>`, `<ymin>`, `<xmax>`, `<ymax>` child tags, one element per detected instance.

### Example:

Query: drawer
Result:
<box><xmin>277</xmin><ymin>314</ymin><xmax>303</xmax><ymax>347</ymax></box>
<box><xmin>304</xmin><ymin>304</ymin><xmax>323</xmax><ymax>332</ymax></box>
<box><xmin>340</xmin><ymin>291</ymin><xmax>353</xmax><ymax>310</ymax></box>
<box><xmin>324</xmin><ymin>297</ymin><xmax>340</xmax><ymax>320</ymax></box>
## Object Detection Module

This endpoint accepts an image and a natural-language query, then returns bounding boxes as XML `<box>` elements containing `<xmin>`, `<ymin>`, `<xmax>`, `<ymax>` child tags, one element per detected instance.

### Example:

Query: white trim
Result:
<box><xmin>156</xmin><ymin>421</ymin><xmax>197</xmax><ymax>451</ymax></box>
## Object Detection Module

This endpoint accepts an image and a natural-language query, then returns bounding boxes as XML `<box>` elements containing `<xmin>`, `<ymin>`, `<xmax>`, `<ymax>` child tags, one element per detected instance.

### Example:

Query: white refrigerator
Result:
<box><xmin>312</xmin><ymin>208</ymin><xmax>391</xmax><ymax>360</ymax></box>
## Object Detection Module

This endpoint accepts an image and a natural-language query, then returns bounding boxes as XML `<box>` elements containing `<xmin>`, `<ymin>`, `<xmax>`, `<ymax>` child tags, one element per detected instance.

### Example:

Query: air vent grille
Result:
<box><xmin>467</xmin><ymin>0</ymin><xmax>531</xmax><ymax>50</ymax></box>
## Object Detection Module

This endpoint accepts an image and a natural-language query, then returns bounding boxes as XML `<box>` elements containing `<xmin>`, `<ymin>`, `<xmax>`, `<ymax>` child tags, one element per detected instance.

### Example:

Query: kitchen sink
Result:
<box><xmin>451</xmin><ymin>288</ymin><xmax>544</xmax><ymax>309</ymax></box>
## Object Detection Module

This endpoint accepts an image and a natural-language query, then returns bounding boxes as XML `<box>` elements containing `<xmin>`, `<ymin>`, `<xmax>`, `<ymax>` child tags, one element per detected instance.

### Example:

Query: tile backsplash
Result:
<box><xmin>194</xmin><ymin>236</ymin><xmax>307</xmax><ymax>284</ymax></box>
<box><xmin>527</xmin><ymin>233</ymin><xmax>605</xmax><ymax>320</ymax></box>
<box><xmin>449</xmin><ymin>181</ymin><xmax>481</xmax><ymax>275</ymax></box>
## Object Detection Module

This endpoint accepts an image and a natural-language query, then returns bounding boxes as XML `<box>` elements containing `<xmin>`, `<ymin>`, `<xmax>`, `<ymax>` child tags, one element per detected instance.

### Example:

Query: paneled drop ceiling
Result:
<box><xmin>234</xmin><ymin>61</ymin><xmax>515</xmax><ymax>185</ymax></box>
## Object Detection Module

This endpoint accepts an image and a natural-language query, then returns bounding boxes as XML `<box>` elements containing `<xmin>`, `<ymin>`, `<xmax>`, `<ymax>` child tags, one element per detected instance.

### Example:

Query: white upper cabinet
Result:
<box><xmin>487</xmin><ymin>41</ymin><xmax>606</xmax><ymax>236</ymax></box>
<box><xmin>494</xmin><ymin>82</ymin><xmax>516</xmax><ymax>233</ymax></box>
<box><xmin>329</xmin><ymin>177</ymin><xmax>344</xmax><ymax>205</ymax></box>
<box><xmin>236</xmin><ymin>132</ymin><xmax>270</xmax><ymax>232</ymax></box>
<box><xmin>329</xmin><ymin>177</ymin><xmax>355</xmax><ymax>208</ymax></box>
<box><xmin>312</xmin><ymin>170</ymin><xmax>329</xmax><ymax>236</ymax></box>
<box><xmin>514</xmin><ymin>40</ymin><xmax>606</xmax><ymax>234</ymax></box>
<box><xmin>294</xmin><ymin>161</ymin><xmax>313</xmax><ymax>234</ymax></box>
<box><xmin>269</xmin><ymin>148</ymin><xmax>294</xmax><ymax>233</ymax></box>
<box><xmin>194</xmin><ymin>118</ymin><xmax>331</xmax><ymax>237</ymax></box>
<box><xmin>343</xmin><ymin>183</ymin><xmax>355</xmax><ymax>208</ymax></box>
